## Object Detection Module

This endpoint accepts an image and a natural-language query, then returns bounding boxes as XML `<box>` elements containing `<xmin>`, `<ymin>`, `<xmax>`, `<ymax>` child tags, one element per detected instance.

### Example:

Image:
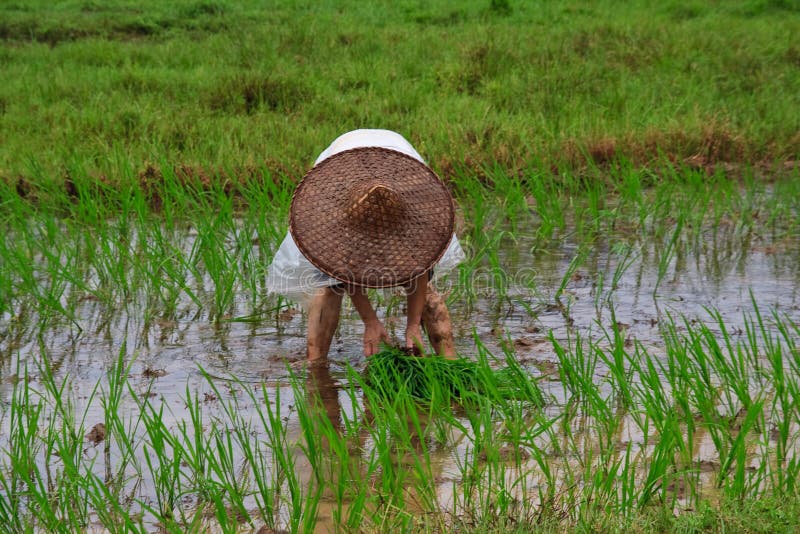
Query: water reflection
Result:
<box><xmin>305</xmin><ymin>361</ymin><xmax>343</xmax><ymax>433</ymax></box>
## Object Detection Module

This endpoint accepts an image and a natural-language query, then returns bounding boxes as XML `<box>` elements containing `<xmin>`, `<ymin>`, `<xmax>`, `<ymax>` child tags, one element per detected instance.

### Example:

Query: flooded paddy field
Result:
<box><xmin>1</xmin><ymin>170</ymin><xmax>800</xmax><ymax>532</ymax></box>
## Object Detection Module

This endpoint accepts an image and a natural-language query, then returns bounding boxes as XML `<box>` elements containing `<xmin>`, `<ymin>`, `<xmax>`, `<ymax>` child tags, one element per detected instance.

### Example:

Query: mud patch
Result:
<box><xmin>85</xmin><ymin>422</ymin><xmax>106</xmax><ymax>445</ymax></box>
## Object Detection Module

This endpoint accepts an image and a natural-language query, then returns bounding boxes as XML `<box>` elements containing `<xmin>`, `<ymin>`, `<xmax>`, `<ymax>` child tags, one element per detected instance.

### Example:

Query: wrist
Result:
<box><xmin>364</xmin><ymin>317</ymin><xmax>382</xmax><ymax>328</ymax></box>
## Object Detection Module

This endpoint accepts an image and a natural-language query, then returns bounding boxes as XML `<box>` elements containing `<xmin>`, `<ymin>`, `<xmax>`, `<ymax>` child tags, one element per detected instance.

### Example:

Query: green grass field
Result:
<box><xmin>1</xmin><ymin>0</ymin><xmax>799</xmax><ymax>185</ymax></box>
<box><xmin>2</xmin><ymin>1</ymin><xmax>800</xmax><ymax>532</ymax></box>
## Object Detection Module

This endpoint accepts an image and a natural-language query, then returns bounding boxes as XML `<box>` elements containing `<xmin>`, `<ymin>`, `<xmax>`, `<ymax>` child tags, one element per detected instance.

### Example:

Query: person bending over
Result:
<box><xmin>266</xmin><ymin>129</ymin><xmax>464</xmax><ymax>360</ymax></box>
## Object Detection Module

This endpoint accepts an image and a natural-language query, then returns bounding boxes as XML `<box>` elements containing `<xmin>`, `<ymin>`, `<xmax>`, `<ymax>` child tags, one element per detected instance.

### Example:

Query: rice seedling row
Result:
<box><xmin>1</xmin><ymin>165</ymin><xmax>800</xmax><ymax>531</ymax></box>
<box><xmin>2</xmin><ymin>308</ymin><xmax>800</xmax><ymax>531</ymax></box>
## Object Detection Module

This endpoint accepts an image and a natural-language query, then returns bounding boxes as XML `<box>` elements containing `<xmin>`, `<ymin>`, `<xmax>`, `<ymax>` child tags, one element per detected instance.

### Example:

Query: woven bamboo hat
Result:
<box><xmin>289</xmin><ymin>147</ymin><xmax>455</xmax><ymax>288</ymax></box>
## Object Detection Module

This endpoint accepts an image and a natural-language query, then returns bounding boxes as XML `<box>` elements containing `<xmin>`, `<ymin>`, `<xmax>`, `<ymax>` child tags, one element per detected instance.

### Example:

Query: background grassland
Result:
<box><xmin>1</xmin><ymin>0</ymin><xmax>799</xmax><ymax>184</ymax></box>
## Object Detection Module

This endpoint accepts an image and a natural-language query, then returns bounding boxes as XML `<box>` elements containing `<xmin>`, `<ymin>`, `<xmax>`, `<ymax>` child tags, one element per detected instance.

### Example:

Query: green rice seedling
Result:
<box><xmin>525</xmin><ymin>172</ymin><xmax>566</xmax><ymax>242</ymax></box>
<box><xmin>718</xmin><ymin>398</ymin><xmax>764</xmax><ymax>498</ymax></box>
<box><xmin>583</xmin><ymin>432</ymin><xmax>634</xmax><ymax>515</ymax></box>
<box><xmin>614</xmin><ymin>162</ymin><xmax>645</xmax><ymax>209</ymax></box>
<box><xmin>356</xmin><ymin>387</ymin><xmax>413</xmax><ymax>530</ymax></box>
<box><xmin>751</xmin><ymin>305</ymin><xmax>800</xmax><ymax>496</ymax></box>
<box><xmin>514</xmin><ymin>411</ymin><xmax>562</xmax><ymax>515</ymax></box>
<box><xmin>257</xmin><ymin>383</ymin><xmax>314</xmax><ymax>533</ymax></box>
<box><xmin>230</xmin><ymin>219</ymin><xmax>264</xmax><ymax>309</ymax></box>
<box><xmin>36</xmin><ymin>350</ymin><xmax>105</xmax><ymax>530</ymax></box>
<box><xmin>364</xmin><ymin>345</ymin><xmax>543</xmax><ymax>406</ymax></box>
<box><xmin>187</xmin><ymin>189</ymin><xmax>240</xmax><ymax>322</ymax></box>
<box><xmin>634</xmin><ymin>348</ymin><xmax>697</xmax><ymax>511</ymax></box>
<box><xmin>610</xmin><ymin>241</ymin><xmax>639</xmax><ymax>293</ymax></box>
<box><xmin>658</xmin><ymin>362</ymin><xmax>696</xmax><ymax>470</ymax></box>
<box><xmin>653</xmin><ymin>308</ymin><xmax>783</xmax><ymax>501</ymax></box>
<box><xmin>206</xmin><ymin>380</ymin><xmax>282</xmax><ymax>531</ymax></box>
<box><xmin>294</xmin><ymin>367</ymin><xmax>369</xmax><ymax>530</ymax></box>
<box><xmin>86</xmin><ymin>217</ymin><xmax>136</xmax><ymax>305</ymax></box>
<box><xmin>568</xmin><ymin>173</ymin><xmax>615</xmax><ymax>242</ymax></box>
<box><xmin>142</xmin><ymin>223</ymin><xmax>201</xmax><ymax>316</ymax></box>
<box><xmin>337</xmin><ymin>369</ymin><xmax>390</xmax><ymax>529</ymax></box>
<box><xmin>191</xmin><ymin>396</ymin><xmax>252</xmax><ymax>527</ymax></box>
<box><xmin>3</xmin><ymin>353</ymin><xmax>100</xmax><ymax>530</ymax></box>
<box><xmin>596</xmin><ymin>308</ymin><xmax>636</xmax><ymax>409</ymax></box>
<box><xmin>81</xmin><ymin>471</ymin><xmax>143</xmax><ymax>533</ymax></box>
<box><xmin>615</xmin><ymin>441</ymin><xmax>639</xmax><ymax>514</ymax></box>
<box><xmin>702</xmin><ymin>308</ymin><xmax>756</xmax><ymax>412</ymax></box>
<box><xmin>287</xmin><ymin>379</ymin><xmax>328</xmax><ymax>486</ymax></box>
<box><xmin>0</xmin><ymin>364</ymin><xmax>45</xmax><ymax>532</ymax></box>
<box><xmin>765</xmin><ymin>175</ymin><xmax>800</xmax><ymax>234</ymax></box>
<box><xmin>197</xmin><ymin>426</ymin><xmax>261</xmax><ymax>530</ymax></box>
<box><xmin>483</xmin><ymin>164</ymin><xmax>530</xmax><ymax>233</ymax></box>
<box><xmin>486</xmin><ymin>234</ymin><xmax>515</xmax><ymax>310</ymax></box>
<box><xmin>455</xmin><ymin>396</ymin><xmax>514</xmax><ymax>528</ymax></box>
<box><xmin>491</xmin><ymin>397</ymin><xmax>548</xmax><ymax>520</ymax></box>
<box><xmin>100</xmin><ymin>343</ymin><xmax>141</xmax><ymax>504</ymax></box>
<box><xmin>172</xmin><ymin>387</ymin><xmax>211</xmax><ymax>488</ymax></box>
<box><xmin>677</xmin><ymin>351</ymin><xmax>732</xmax><ymax>473</ymax></box>
<box><xmin>555</xmin><ymin>246</ymin><xmax>588</xmax><ymax>306</ymax></box>
<box><xmin>452</xmin><ymin>229</ymin><xmax>512</xmax><ymax>309</ymax></box>
<box><xmin>637</xmin><ymin>410</ymin><xmax>683</xmax><ymax>508</ymax></box>
<box><xmin>386</xmin><ymin>394</ymin><xmax>446</xmax><ymax>528</ymax></box>
<box><xmin>653</xmin><ymin>216</ymin><xmax>684</xmax><ymax>297</ymax></box>
<box><xmin>149</xmin><ymin>402</ymin><xmax>203</xmax><ymax>531</ymax></box>
<box><xmin>551</xmin><ymin>331</ymin><xmax>604</xmax><ymax>413</ymax></box>
<box><xmin>7</xmin><ymin>216</ymin><xmax>78</xmax><ymax>329</ymax></box>
<box><xmin>592</xmin><ymin>269</ymin><xmax>607</xmax><ymax>320</ymax></box>
<box><xmin>780</xmin><ymin>378</ymin><xmax>800</xmax><ymax>495</ymax></box>
<box><xmin>206</xmin><ymin>422</ymin><xmax>255</xmax><ymax>530</ymax></box>
<box><xmin>681</xmin><ymin>317</ymin><xmax>748</xmax><ymax>427</ymax></box>
<box><xmin>356</xmin><ymin>360</ymin><xmax>468</xmax><ymax>529</ymax></box>
<box><xmin>495</xmin><ymin>337</ymin><xmax>547</xmax><ymax>408</ymax></box>
<box><xmin>137</xmin><ymin>398</ymin><xmax>184</xmax><ymax>527</ymax></box>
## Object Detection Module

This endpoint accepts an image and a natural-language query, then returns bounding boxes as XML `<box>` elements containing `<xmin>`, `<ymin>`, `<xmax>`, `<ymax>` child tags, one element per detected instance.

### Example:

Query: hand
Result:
<box><xmin>405</xmin><ymin>323</ymin><xmax>425</xmax><ymax>355</ymax></box>
<box><xmin>363</xmin><ymin>321</ymin><xmax>390</xmax><ymax>357</ymax></box>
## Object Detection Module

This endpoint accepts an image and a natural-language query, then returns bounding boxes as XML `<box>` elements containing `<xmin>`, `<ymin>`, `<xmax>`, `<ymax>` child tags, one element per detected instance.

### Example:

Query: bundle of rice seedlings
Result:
<box><xmin>364</xmin><ymin>346</ymin><xmax>543</xmax><ymax>406</ymax></box>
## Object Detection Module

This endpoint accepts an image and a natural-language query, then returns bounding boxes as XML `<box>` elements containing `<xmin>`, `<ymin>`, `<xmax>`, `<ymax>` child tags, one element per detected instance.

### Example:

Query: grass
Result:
<box><xmin>0</xmin><ymin>0</ymin><xmax>799</xmax><ymax>185</ymax></box>
<box><xmin>1</xmin><ymin>309</ymin><xmax>800</xmax><ymax>531</ymax></box>
<box><xmin>1</xmin><ymin>159</ymin><xmax>798</xmax><ymax>330</ymax></box>
<box><xmin>1</xmin><ymin>0</ymin><xmax>800</xmax><ymax>531</ymax></box>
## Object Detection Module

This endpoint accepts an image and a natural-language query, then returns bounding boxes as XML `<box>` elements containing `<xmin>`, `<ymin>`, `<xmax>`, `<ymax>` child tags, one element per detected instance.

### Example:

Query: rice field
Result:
<box><xmin>2</xmin><ymin>163</ymin><xmax>800</xmax><ymax>531</ymax></box>
<box><xmin>2</xmin><ymin>0</ymin><xmax>800</xmax><ymax>531</ymax></box>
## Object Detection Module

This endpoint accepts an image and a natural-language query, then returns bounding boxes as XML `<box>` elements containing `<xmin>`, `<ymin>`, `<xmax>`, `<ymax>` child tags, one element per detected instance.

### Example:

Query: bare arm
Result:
<box><xmin>347</xmin><ymin>286</ymin><xmax>390</xmax><ymax>356</ymax></box>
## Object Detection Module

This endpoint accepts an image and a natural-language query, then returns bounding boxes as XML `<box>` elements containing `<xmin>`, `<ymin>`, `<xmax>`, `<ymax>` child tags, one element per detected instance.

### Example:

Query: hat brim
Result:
<box><xmin>289</xmin><ymin>147</ymin><xmax>455</xmax><ymax>288</ymax></box>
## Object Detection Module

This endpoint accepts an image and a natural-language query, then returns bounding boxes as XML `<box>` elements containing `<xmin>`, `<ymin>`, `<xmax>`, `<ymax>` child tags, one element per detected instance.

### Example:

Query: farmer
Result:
<box><xmin>266</xmin><ymin>129</ymin><xmax>464</xmax><ymax>360</ymax></box>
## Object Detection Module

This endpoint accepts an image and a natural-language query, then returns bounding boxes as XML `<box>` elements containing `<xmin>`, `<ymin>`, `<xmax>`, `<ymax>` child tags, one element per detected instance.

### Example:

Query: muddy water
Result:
<box><xmin>1</xmin><ymin>210</ymin><xmax>799</xmax><ymax>530</ymax></box>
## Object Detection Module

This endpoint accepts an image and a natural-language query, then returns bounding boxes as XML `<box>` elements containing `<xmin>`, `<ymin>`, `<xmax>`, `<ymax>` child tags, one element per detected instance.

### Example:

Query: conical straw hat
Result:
<box><xmin>289</xmin><ymin>147</ymin><xmax>455</xmax><ymax>288</ymax></box>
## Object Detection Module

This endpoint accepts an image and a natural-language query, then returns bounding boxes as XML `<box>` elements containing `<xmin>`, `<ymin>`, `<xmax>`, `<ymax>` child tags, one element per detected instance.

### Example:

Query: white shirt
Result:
<box><xmin>314</xmin><ymin>129</ymin><xmax>425</xmax><ymax>165</ymax></box>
